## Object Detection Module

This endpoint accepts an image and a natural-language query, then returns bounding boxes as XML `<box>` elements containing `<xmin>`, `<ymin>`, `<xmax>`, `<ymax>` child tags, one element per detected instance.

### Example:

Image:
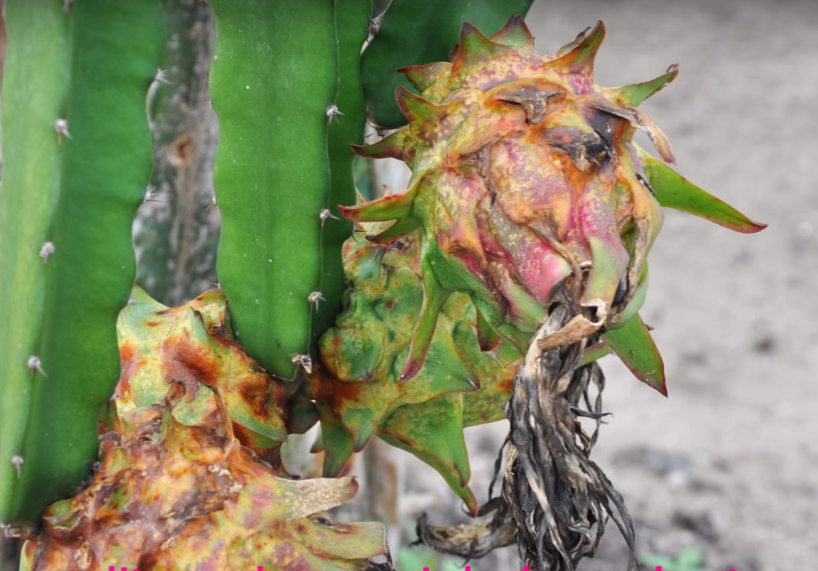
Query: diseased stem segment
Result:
<box><xmin>415</xmin><ymin>507</ymin><xmax>516</xmax><ymax>559</ymax></box>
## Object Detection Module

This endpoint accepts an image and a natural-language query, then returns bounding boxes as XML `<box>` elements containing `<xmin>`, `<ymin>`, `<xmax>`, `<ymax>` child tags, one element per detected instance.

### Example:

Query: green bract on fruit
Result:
<box><xmin>342</xmin><ymin>15</ymin><xmax>765</xmax><ymax>380</ymax></box>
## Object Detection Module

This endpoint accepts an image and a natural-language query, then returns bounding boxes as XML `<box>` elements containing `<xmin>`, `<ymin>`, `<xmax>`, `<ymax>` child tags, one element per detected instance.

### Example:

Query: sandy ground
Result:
<box><xmin>395</xmin><ymin>1</ymin><xmax>818</xmax><ymax>570</ymax></box>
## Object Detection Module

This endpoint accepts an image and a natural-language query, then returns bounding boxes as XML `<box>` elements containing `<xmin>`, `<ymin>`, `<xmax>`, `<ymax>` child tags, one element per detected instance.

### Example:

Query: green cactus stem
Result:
<box><xmin>0</xmin><ymin>0</ymin><xmax>162</xmax><ymax>523</ymax></box>
<box><xmin>318</xmin><ymin>0</ymin><xmax>372</xmax><ymax>341</ymax></box>
<box><xmin>209</xmin><ymin>0</ymin><xmax>370</xmax><ymax>380</ymax></box>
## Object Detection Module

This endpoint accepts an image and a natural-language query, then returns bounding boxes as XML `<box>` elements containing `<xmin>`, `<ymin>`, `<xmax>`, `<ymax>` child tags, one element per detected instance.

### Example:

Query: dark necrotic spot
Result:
<box><xmin>635</xmin><ymin>173</ymin><xmax>656</xmax><ymax>197</ymax></box>
<box><xmin>613</xmin><ymin>276</ymin><xmax>628</xmax><ymax>306</ymax></box>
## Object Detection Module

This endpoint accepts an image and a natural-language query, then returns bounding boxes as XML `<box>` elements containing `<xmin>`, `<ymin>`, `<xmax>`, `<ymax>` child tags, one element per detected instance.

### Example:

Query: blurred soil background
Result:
<box><xmin>2</xmin><ymin>1</ymin><xmax>817</xmax><ymax>570</ymax></box>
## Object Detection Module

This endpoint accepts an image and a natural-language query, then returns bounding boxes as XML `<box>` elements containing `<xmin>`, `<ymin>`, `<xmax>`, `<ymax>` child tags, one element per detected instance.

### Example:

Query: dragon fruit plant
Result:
<box><xmin>0</xmin><ymin>1</ymin><xmax>764</xmax><ymax>570</ymax></box>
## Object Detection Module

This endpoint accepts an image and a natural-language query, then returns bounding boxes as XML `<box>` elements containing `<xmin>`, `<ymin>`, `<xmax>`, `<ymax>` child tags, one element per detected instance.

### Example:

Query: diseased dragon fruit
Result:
<box><xmin>115</xmin><ymin>287</ymin><xmax>290</xmax><ymax>461</ymax></box>
<box><xmin>342</xmin><ymin>15</ymin><xmax>764</xmax><ymax>380</ymax></box>
<box><xmin>19</xmin><ymin>384</ymin><xmax>388</xmax><ymax>571</ymax></box>
<box><xmin>303</xmin><ymin>14</ymin><xmax>764</xmax><ymax>512</ymax></box>
<box><xmin>17</xmin><ymin>290</ymin><xmax>389</xmax><ymax>571</ymax></box>
<box><xmin>301</xmin><ymin>227</ymin><xmax>521</xmax><ymax>514</ymax></box>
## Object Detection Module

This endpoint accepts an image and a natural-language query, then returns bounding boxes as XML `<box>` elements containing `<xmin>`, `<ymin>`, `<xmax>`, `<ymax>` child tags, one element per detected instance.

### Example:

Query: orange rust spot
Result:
<box><xmin>210</xmin><ymin>333</ymin><xmax>241</xmax><ymax>350</ymax></box>
<box><xmin>119</xmin><ymin>342</ymin><xmax>138</xmax><ymax>373</ymax></box>
<box><xmin>145</xmin><ymin>321</ymin><xmax>161</xmax><ymax>327</ymax></box>
<box><xmin>161</xmin><ymin>336</ymin><xmax>220</xmax><ymax>401</ymax></box>
<box><xmin>117</xmin><ymin>342</ymin><xmax>141</xmax><ymax>396</ymax></box>
<box><xmin>235</xmin><ymin>377</ymin><xmax>270</xmax><ymax>418</ymax></box>
<box><xmin>22</xmin><ymin>539</ymin><xmax>38</xmax><ymax>560</ymax></box>
<box><xmin>499</xmin><ymin>379</ymin><xmax>513</xmax><ymax>392</ymax></box>
<box><xmin>201</xmin><ymin>409</ymin><xmax>221</xmax><ymax>427</ymax></box>
<box><xmin>230</xmin><ymin>422</ymin><xmax>262</xmax><ymax>452</ymax></box>
<box><xmin>309</xmin><ymin>368</ymin><xmax>362</xmax><ymax>405</ymax></box>
<box><xmin>270</xmin><ymin>382</ymin><xmax>291</xmax><ymax>411</ymax></box>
